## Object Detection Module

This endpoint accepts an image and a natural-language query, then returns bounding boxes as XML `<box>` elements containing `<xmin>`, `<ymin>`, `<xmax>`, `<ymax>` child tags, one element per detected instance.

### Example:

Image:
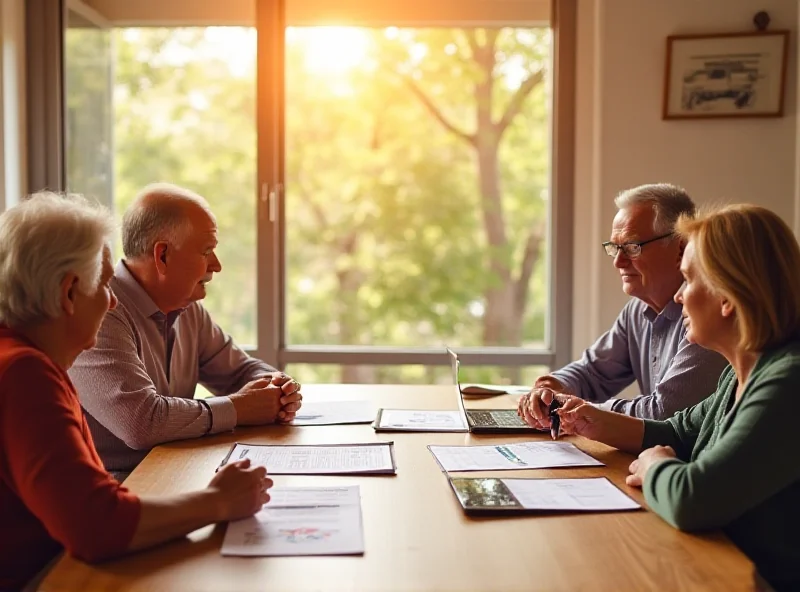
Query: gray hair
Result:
<box><xmin>0</xmin><ymin>192</ymin><xmax>114</xmax><ymax>328</ymax></box>
<box><xmin>614</xmin><ymin>183</ymin><xmax>696</xmax><ymax>234</ymax></box>
<box><xmin>122</xmin><ymin>182</ymin><xmax>213</xmax><ymax>260</ymax></box>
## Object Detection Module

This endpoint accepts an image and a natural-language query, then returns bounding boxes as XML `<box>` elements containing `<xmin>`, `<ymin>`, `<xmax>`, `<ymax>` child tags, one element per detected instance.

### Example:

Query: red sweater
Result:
<box><xmin>0</xmin><ymin>328</ymin><xmax>141</xmax><ymax>590</ymax></box>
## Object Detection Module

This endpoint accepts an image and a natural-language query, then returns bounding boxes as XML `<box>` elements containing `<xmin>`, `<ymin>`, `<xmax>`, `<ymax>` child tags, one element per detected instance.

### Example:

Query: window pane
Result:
<box><xmin>65</xmin><ymin>11</ymin><xmax>113</xmax><ymax>210</ymax></box>
<box><xmin>285</xmin><ymin>27</ymin><xmax>551</xmax><ymax>350</ymax></box>
<box><xmin>104</xmin><ymin>27</ymin><xmax>257</xmax><ymax>347</ymax></box>
<box><xmin>286</xmin><ymin>364</ymin><xmax>547</xmax><ymax>386</ymax></box>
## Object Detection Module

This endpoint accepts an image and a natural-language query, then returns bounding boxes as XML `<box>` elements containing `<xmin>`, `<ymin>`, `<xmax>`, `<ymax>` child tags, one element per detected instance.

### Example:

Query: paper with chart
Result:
<box><xmin>375</xmin><ymin>409</ymin><xmax>468</xmax><ymax>432</ymax></box>
<box><xmin>502</xmin><ymin>478</ymin><xmax>640</xmax><ymax>511</ymax></box>
<box><xmin>222</xmin><ymin>442</ymin><xmax>396</xmax><ymax>474</ymax></box>
<box><xmin>290</xmin><ymin>400</ymin><xmax>376</xmax><ymax>426</ymax></box>
<box><xmin>222</xmin><ymin>486</ymin><xmax>364</xmax><ymax>556</ymax></box>
<box><xmin>428</xmin><ymin>441</ymin><xmax>603</xmax><ymax>472</ymax></box>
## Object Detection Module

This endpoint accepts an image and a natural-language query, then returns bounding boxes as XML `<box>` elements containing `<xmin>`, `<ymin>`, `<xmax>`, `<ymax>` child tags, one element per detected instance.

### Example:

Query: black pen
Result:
<box><xmin>549</xmin><ymin>398</ymin><xmax>562</xmax><ymax>440</ymax></box>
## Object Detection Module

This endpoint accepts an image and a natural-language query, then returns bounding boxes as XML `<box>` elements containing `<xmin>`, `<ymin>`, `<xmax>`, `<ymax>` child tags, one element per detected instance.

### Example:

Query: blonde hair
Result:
<box><xmin>0</xmin><ymin>192</ymin><xmax>115</xmax><ymax>328</ymax></box>
<box><xmin>676</xmin><ymin>204</ymin><xmax>800</xmax><ymax>351</ymax></box>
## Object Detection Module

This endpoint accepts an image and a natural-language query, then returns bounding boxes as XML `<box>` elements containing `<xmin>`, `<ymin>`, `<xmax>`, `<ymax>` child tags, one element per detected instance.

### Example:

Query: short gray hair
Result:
<box><xmin>0</xmin><ymin>192</ymin><xmax>114</xmax><ymax>328</ymax></box>
<box><xmin>122</xmin><ymin>182</ymin><xmax>213</xmax><ymax>260</ymax></box>
<box><xmin>614</xmin><ymin>183</ymin><xmax>696</xmax><ymax>234</ymax></box>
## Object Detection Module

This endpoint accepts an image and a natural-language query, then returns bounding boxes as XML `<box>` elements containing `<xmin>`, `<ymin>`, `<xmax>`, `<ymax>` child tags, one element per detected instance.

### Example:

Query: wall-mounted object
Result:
<box><xmin>662</xmin><ymin>30</ymin><xmax>789</xmax><ymax>120</ymax></box>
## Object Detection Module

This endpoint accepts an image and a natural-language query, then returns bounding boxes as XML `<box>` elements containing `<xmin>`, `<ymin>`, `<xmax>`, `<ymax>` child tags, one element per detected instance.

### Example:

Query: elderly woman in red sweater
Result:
<box><xmin>0</xmin><ymin>193</ymin><xmax>272</xmax><ymax>590</ymax></box>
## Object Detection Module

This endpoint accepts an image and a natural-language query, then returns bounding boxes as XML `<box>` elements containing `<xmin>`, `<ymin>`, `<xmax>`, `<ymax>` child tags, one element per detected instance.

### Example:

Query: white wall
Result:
<box><xmin>572</xmin><ymin>0</ymin><xmax>799</xmax><ymax>357</ymax></box>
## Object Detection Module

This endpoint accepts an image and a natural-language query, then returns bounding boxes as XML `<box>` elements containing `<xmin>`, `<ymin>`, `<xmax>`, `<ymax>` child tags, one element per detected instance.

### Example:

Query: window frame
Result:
<box><xmin>39</xmin><ymin>0</ymin><xmax>575</xmax><ymax>372</ymax></box>
<box><xmin>257</xmin><ymin>0</ymin><xmax>575</xmax><ymax>370</ymax></box>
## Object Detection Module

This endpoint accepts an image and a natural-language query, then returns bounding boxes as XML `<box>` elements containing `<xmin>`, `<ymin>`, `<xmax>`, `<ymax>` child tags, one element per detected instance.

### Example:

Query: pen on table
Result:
<box><xmin>294</xmin><ymin>414</ymin><xmax>323</xmax><ymax>420</ymax></box>
<box><xmin>548</xmin><ymin>398</ymin><xmax>562</xmax><ymax>440</ymax></box>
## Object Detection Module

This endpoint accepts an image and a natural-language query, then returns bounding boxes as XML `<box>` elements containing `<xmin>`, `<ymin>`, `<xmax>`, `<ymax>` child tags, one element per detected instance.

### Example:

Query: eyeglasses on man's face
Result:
<box><xmin>601</xmin><ymin>233</ymin><xmax>673</xmax><ymax>259</ymax></box>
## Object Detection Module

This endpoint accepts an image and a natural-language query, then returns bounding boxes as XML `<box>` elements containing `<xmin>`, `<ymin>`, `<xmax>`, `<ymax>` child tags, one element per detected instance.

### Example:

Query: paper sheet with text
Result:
<box><xmin>290</xmin><ymin>400</ymin><xmax>376</xmax><ymax>426</ymax></box>
<box><xmin>222</xmin><ymin>486</ymin><xmax>364</xmax><ymax>556</ymax></box>
<box><xmin>429</xmin><ymin>441</ymin><xmax>603</xmax><ymax>472</ymax></box>
<box><xmin>224</xmin><ymin>442</ymin><xmax>396</xmax><ymax>474</ymax></box>
<box><xmin>503</xmin><ymin>477</ymin><xmax>640</xmax><ymax>511</ymax></box>
<box><xmin>375</xmin><ymin>409</ymin><xmax>468</xmax><ymax>432</ymax></box>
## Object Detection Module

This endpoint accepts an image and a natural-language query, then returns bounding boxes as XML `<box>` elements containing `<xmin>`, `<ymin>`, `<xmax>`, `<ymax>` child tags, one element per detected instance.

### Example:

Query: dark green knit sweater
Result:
<box><xmin>642</xmin><ymin>339</ymin><xmax>800</xmax><ymax>591</ymax></box>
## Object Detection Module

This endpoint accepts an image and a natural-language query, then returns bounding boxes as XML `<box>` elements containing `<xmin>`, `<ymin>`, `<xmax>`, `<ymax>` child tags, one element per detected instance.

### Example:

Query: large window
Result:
<box><xmin>64</xmin><ymin>7</ymin><xmax>113</xmax><ymax>210</ymax></box>
<box><xmin>66</xmin><ymin>22</ymin><xmax>259</xmax><ymax>347</ymax></box>
<box><xmin>285</xmin><ymin>26</ymin><xmax>551</xmax><ymax>384</ymax></box>
<box><xmin>59</xmin><ymin>0</ymin><xmax>572</xmax><ymax>386</ymax></box>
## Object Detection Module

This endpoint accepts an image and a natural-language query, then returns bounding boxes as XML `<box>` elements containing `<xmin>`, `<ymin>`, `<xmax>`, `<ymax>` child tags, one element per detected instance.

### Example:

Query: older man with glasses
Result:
<box><xmin>519</xmin><ymin>183</ymin><xmax>728</xmax><ymax>429</ymax></box>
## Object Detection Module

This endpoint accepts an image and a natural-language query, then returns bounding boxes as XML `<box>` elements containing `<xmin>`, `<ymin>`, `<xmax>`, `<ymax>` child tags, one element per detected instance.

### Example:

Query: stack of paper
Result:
<box><xmin>222</xmin><ymin>486</ymin><xmax>365</xmax><ymax>556</ymax></box>
<box><xmin>461</xmin><ymin>384</ymin><xmax>531</xmax><ymax>397</ymax></box>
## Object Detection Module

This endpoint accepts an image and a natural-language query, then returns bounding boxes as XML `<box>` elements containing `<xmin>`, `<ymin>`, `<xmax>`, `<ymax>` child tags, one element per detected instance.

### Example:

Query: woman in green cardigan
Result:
<box><xmin>526</xmin><ymin>204</ymin><xmax>800</xmax><ymax>590</ymax></box>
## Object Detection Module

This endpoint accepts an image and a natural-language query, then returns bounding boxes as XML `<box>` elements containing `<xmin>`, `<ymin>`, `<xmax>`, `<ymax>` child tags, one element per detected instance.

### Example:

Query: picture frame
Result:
<box><xmin>662</xmin><ymin>30</ymin><xmax>790</xmax><ymax>120</ymax></box>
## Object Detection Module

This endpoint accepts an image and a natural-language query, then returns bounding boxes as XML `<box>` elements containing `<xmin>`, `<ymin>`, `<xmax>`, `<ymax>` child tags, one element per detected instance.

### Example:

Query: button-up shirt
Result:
<box><xmin>69</xmin><ymin>261</ymin><xmax>277</xmax><ymax>474</ymax></box>
<box><xmin>550</xmin><ymin>298</ymin><xmax>729</xmax><ymax>419</ymax></box>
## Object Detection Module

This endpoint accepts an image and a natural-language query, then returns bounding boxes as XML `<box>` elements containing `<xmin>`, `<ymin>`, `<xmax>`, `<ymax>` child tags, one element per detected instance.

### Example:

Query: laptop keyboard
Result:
<box><xmin>469</xmin><ymin>410</ymin><xmax>526</xmax><ymax>428</ymax></box>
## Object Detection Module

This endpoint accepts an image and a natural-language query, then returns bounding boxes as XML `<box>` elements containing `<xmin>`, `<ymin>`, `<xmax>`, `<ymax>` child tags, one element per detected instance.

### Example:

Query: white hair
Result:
<box><xmin>0</xmin><ymin>191</ymin><xmax>115</xmax><ymax>328</ymax></box>
<box><xmin>122</xmin><ymin>182</ymin><xmax>213</xmax><ymax>260</ymax></box>
<box><xmin>614</xmin><ymin>183</ymin><xmax>696</xmax><ymax>234</ymax></box>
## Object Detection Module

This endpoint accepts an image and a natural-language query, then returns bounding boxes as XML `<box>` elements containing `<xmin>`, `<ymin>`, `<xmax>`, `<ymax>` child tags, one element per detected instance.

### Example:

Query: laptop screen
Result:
<box><xmin>445</xmin><ymin>347</ymin><xmax>469</xmax><ymax>422</ymax></box>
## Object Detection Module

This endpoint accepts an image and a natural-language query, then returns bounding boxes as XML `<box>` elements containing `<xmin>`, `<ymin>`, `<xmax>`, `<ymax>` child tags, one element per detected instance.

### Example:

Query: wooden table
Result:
<box><xmin>40</xmin><ymin>386</ymin><xmax>756</xmax><ymax>591</ymax></box>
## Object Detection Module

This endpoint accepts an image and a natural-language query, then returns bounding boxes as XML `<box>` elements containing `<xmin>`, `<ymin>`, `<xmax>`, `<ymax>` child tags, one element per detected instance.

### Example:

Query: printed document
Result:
<box><xmin>428</xmin><ymin>441</ymin><xmax>602</xmax><ymax>472</ymax></box>
<box><xmin>222</xmin><ymin>486</ymin><xmax>364</xmax><ymax>556</ymax></box>
<box><xmin>223</xmin><ymin>442</ymin><xmax>396</xmax><ymax>474</ymax></box>
<box><xmin>502</xmin><ymin>477</ymin><xmax>640</xmax><ymax>511</ymax></box>
<box><xmin>448</xmin><ymin>477</ymin><xmax>639</xmax><ymax>512</ymax></box>
<box><xmin>290</xmin><ymin>400</ymin><xmax>376</xmax><ymax>425</ymax></box>
<box><xmin>375</xmin><ymin>409</ymin><xmax>468</xmax><ymax>432</ymax></box>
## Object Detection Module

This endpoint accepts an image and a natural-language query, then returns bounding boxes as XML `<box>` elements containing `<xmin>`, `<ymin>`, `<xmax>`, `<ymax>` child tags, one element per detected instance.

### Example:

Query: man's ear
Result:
<box><xmin>60</xmin><ymin>273</ymin><xmax>79</xmax><ymax>316</ymax></box>
<box><xmin>721</xmin><ymin>297</ymin><xmax>735</xmax><ymax>318</ymax></box>
<box><xmin>677</xmin><ymin>239</ymin><xmax>686</xmax><ymax>263</ymax></box>
<box><xmin>154</xmin><ymin>242</ymin><xmax>169</xmax><ymax>275</ymax></box>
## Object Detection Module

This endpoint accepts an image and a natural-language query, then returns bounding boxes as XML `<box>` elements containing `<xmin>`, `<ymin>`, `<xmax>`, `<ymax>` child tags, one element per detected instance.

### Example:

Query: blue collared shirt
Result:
<box><xmin>550</xmin><ymin>298</ymin><xmax>729</xmax><ymax>419</ymax></box>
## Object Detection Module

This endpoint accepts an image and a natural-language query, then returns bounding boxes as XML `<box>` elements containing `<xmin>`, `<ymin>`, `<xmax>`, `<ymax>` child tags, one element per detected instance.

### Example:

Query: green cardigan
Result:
<box><xmin>642</xmin><ymin>339</ymin><xmax>800</xmax><ymax>591</ymax></box>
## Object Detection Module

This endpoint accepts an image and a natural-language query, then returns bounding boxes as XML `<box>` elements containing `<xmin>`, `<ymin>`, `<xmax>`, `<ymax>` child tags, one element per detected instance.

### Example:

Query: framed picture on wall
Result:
<box><xmin>662</xmin><ymin>31</ymin><xmax>790</xmax><ymax>119</ymax></box>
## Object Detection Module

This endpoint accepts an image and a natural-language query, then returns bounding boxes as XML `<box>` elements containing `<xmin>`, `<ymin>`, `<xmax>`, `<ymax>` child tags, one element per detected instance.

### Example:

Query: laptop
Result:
<box><xmin>447</xmin><ymin>348</ymin><xmax>545</xmax><ymax>434</ymax></box>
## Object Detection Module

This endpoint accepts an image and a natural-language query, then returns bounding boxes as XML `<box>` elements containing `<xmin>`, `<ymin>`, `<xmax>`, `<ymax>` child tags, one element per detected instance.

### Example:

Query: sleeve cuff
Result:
<box><xmin>204</xmin><ymin>396</ymin><xmax>237</xmax><ymax>433</ymax></box>
<box><xmin>548</xmin><ymin>371</ymin><xmax>579</xmax><ymax>397</ymax></box>
<box><xmin>642</xmin><ymin>419</ymin><xmax>677</xmax><ymax>449</ymax></box>
<box><xmin>598</xmin><ymin>399</ymin><xmax>617</xmax><ymax>412</ymax></box>
<box><xmin>643</xmin><ymin>457</ymin><xmax>685</xmax><ymax>511</ymax></box>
